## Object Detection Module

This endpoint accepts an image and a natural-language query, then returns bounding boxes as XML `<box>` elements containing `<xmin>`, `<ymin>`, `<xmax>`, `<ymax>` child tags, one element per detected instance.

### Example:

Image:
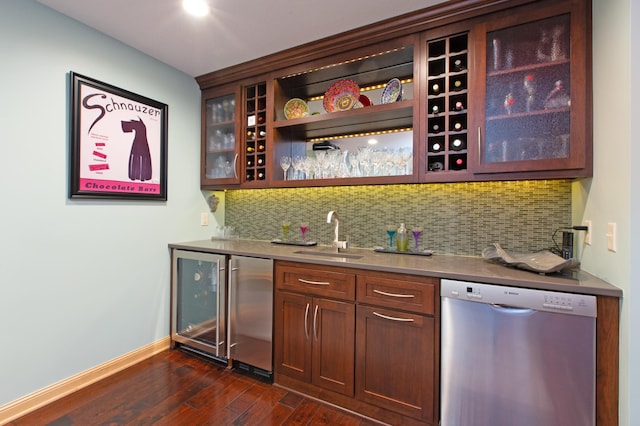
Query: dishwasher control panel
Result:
<box><xmin>441</xmin><ymin>279</ymin><xmax>597</xmax><ymax>317</ymax></box>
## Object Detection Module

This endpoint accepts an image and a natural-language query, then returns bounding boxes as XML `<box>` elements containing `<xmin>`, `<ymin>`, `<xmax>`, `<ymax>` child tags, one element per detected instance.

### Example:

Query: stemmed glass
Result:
<box><xmin>300</xmin><ymin>222</ymin><xmax>309</xmax><ymax>243</ymax></box>
<box><xmin>280</xmin><ymin>155</ymin><xmax>291</xmax><ymax>181</ymax></box>
<box><xmin>282</xmin><ymin>221</ymin><xmax>291</xmax><ymax>241</ymax></box>
<box><xmin>386</xmin><ymin>225</ymin><xmax>397</xmax><ymax>250</ymax></box>
<box><xmin>411</xmin><ymin>226</ymin><xmax>423</xmax><ymax>252</ymax></box>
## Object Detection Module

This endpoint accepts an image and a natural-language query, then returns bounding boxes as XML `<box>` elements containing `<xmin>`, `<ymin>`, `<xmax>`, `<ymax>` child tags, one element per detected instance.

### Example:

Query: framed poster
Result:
<box><xmin>69</xmin><ymin>72</ymin><xmax>168</xmax><ymax>200</ymax></box>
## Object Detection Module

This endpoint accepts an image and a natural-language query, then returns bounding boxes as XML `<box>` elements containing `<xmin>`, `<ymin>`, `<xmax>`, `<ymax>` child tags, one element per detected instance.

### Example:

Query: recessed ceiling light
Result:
<box><xmin>182</xmin><ymin>0</ymin><xmax>210</xmax><ymax>17</ymax></box>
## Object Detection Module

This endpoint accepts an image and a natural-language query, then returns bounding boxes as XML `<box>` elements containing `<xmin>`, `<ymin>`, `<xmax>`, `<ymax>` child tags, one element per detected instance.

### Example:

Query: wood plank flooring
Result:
<box><xmin>9</xmin><ymin>349</ymin><xmax>380</xmax><ymax>426</ymax></box>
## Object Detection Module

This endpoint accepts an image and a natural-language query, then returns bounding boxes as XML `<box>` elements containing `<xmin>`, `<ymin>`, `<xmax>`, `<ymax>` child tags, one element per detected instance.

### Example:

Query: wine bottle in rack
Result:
<box><xmin>450</xmin><ymin>155</ymin><xmax>466</xmax><ymax>170</ymax></box>
<box><xmin>430</xmin><ymin>141</ymin><xmax>443</xmax><ymax>152</ymax></box>
<box><xmin>454</xmin><ymin>101</ymin><xmax>464</xmax><ymax>111</ymax></box>
<box><xmin>451</xmin><ymin>137</ymin><xmax>467</xmax><ymax>151</ymax></box>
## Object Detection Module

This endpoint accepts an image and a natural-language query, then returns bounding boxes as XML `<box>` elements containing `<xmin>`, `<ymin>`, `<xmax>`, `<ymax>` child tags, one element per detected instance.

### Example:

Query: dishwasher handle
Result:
<box><xmin>490</xmin><ymin>303</ymin><xmax>536</xmax><ymax>315</ymax></box>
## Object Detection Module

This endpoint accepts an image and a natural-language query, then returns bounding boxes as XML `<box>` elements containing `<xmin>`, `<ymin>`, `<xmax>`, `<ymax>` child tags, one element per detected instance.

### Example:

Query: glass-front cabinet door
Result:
<box><xmin>472</xmin><ymin>0</ymin><xmax>590</xmax><ymax>175</ymax></box>
<box><xmin>202</xmin><ymin>85</ymin><xmax>241</xmax><ymax>186</ymax></box>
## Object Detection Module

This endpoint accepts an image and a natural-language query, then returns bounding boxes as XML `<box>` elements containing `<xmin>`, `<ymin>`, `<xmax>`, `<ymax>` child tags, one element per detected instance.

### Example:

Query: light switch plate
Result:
<box><xmin>607</xmin><ymin>222</ymin><xmax>616</xmax><ymax>252</ymax></box>
<box><xmin>200</xmin><ymin>212</ymin><xmax>209</xmax><ymax>226</ymax></box>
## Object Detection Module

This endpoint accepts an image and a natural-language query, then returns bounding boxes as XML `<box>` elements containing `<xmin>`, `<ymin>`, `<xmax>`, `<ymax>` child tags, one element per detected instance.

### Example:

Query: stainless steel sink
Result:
<box><xmin>293</xmin><ymin>250</ymin><xmax>363</xmax><ymax>259</ymax></box>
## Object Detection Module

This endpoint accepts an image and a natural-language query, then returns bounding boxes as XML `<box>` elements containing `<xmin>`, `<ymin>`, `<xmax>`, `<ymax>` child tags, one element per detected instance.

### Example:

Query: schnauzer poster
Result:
<box><xmin>69</xmin><ymin>72</ymin><xmax>168</xmax><ymax>200</ymax></box>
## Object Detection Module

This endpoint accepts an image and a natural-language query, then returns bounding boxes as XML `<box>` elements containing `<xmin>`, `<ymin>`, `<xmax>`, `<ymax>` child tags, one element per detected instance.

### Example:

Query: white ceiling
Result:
<box><xmin>37</xmin><ymin>0</ymin><xmax>445</xmax><ymax>78</ymax></box>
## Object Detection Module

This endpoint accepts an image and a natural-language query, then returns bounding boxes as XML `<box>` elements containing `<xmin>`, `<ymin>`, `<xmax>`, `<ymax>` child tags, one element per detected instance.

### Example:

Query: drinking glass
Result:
<box><xmin>300</xmin><ymin>222</ymin><xmax>309</xmax><ymax>243</ymax></box>
<box><xmin>386</xmin><ymin>225</ymin><xmax>397</xmax><ymax>250</ymax></box>
<box><xmin>280</xmin><ymin>156</ymin><xmax>291</xmax><ymax>180</ymax></box>
<box><xmin>282</xmin><ymin>221</ymin><xmax>291</xmax><ymax>241</ymax></box>
<box><xmin>412</xmin><ymin>226</ymin><xmax>423</xmax><ymax>252</ymax></box>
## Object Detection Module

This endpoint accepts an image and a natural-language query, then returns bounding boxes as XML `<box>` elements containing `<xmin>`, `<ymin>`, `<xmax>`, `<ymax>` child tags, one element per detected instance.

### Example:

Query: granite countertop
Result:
<box><xmin>168</xmin><ymin>239</ymin><xmax>622</xmax><ymax>298</ymax></box>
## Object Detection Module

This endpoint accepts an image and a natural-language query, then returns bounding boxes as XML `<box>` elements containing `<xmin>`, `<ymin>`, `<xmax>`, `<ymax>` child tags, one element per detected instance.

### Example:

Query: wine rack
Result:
<box><xmin>244</xmin><ymin>82</ymin><xmax>267</xmax><ymax>182</ymax></box>
<box><xmin>426</xmin><ymin>33</ymin><xmax>468</xmax><ymax>173</ymax></box>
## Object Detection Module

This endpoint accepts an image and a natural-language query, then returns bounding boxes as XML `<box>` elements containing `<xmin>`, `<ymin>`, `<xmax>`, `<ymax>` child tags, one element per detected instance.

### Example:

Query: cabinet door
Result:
<box><xmin>201</xmin><ymin>85</ymin><xmax>241</xmax><ymax>187</ymax></box>
<box><xmin>471</xmin><ymin>0</ymin><xmax>590</xmax><ymax>176</ymax></box>
<box><xmin>312</xmin><ymin>298</ymin><xmax>355</xmax><ymax>396</ymax></box>
<box><xmin>356</xmin><ymin>305</ymin><xmax>435</xmax><ymax>422</ymax></box>
<box><xmin>274</xmin><ymin>291</ymin><xmax>312</xmax><ymax>382</ymax></box>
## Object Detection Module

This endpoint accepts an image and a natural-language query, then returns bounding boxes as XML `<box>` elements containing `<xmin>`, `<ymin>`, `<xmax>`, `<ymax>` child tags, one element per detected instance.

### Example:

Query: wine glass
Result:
<box><xmin>386</xmin><ymin>225</ymin><xmax>397</xmax><ymax>250</ymax></box>
<box><xmin>300</xmin><ymin>222</ymin><xmax>309</xmax><ymax>243</ymax></box>
<box><xmin>411</xmin><ymin>226</ymin><xmax>423</xmax><ymax>252</ymax></box>
<box><xmin>280</xmin><ymin>155</ymin><xmax>291</xmax><ymax>181</ymax></box>
<box><xmin>282</xmin><ymin>221</ymin><xmax>291</xmax><ymax>241</ymax></box>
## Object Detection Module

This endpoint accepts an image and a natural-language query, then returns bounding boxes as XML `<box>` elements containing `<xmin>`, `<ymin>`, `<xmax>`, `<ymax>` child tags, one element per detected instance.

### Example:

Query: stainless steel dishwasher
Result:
<box><xmin>228</xmin><ymin>255</ymin><xmax>273</xmax><ymax>380</ymax></box>
<box><xmin>440</xmin><ymin>279</ymin><xmax>596</xmax><ymax>426</ymax></box>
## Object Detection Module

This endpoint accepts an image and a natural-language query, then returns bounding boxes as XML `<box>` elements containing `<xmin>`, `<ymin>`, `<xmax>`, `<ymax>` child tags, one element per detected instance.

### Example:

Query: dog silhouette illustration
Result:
<box><xmin>121</xmin><ymin>117</ymin><xmax>152</xmax><ymax>181</ymax></box>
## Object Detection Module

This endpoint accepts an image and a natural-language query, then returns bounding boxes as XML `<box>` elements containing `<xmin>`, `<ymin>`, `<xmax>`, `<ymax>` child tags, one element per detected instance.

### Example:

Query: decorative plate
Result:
<box><xmin>323</xmin><ymin>79</ymin><xmax>360</xmax><ymax>112</ymax></box>
<box><xmin>358</xmin><ymin>94</ymin><xmax>372</xmax><ymax>107</ymax></box>
<box><xmin>380</xmin><ymin>78</ymin><xmax>402</xmax><ymax>104</ymax></box>
<box><xmin>284</xmin><ymin>98</ymin><xmax>309</xmax><ymax>119</ymax></box>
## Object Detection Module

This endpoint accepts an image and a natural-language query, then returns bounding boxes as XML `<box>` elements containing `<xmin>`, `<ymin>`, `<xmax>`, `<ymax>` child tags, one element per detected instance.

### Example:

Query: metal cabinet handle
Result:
<box><xmin>477</xmin><ymin>126</ymin><xmax>482</xmax><ymax>162</ymax></box>
<box><xmin>233</xmin><ymin>153</ymin><xmax>238</xmax><ymax>179</ymax></box>
<box><xmin>304</xmin><ymin>303</ymin><xmax>310</xmax><ymax>340</ymax></box>
<box><xmin>313</xmin><ymin>305</ymin><xmax>319</xmax><ymax>340</ymax></box>
<box><xmin>373</xmin><ymin>311</ymin><xmax>415</xmax><ymax>322</ymax></box>
<box><xmin>373</xmin><ymin>289</ymin><xmax>415</xmax><ymax>299</ymax></box>
<box><xmin>298</xmin><ymin>278</ymin><xmax>330</xmax><ymax>286</ymax></box>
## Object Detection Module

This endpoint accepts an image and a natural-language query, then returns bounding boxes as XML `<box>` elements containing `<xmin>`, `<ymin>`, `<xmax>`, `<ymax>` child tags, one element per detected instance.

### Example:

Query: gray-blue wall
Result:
<box><xmin>0</xmin><ymin>0</ymin><xmax>212</xmax><ymax>406</ymax></box>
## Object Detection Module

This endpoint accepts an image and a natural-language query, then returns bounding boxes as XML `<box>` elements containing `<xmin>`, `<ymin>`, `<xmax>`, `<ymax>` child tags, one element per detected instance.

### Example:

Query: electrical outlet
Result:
<box><xmin>607</xmin><ymin>222</ymin><xmax>617</xmax><ymax>252</ymax></box>
<box><xmin>200</xmin><ymin>212</ymin><xmax>209</xmax><ymax>226</ymax></box>
<box><xmin>583</xmin><ymin>220</ymin><xmax>592</xmax><ymax>245</ymax></box>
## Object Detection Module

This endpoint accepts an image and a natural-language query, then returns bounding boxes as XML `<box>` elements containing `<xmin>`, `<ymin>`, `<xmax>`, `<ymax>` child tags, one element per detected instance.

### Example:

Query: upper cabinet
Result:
<box><xmin>197</xmin><ymin>0</ymin><xmax>591</xmax><ymax>190</ymax></box>
<box><xmin>201</xmin><ymin>85</ymin><xmax>241</xmax><ymax>186</ymax></box>
<box><xmin>470</xmin><ymin>0</ymin><xmax>591</xmax><ymax>178</ymax></box>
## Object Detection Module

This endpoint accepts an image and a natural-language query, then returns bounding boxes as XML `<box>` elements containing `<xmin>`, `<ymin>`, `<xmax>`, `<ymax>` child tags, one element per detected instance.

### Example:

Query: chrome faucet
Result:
<box><xmin>327</xmin><ymin>211</ymin><xmax>348</xmax><ymax>252</ymax></box>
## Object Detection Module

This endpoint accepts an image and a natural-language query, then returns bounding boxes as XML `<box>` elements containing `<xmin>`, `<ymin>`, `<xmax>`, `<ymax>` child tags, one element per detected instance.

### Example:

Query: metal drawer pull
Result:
<box><xmin>373</xmin><ymin>289</ymin><xmax>415</xmax><ymax>298</ymax></box>
<box><xmin>304</xmin><ymin>303</ymin><xmax>310</xmax><ymax>340</ymax></box>
<box><xmin>298</xmin><ymin>278</ymin><xmax>330</xmax><ymax>286</ymax></box>
<box><xmin>373</xmin><ymin>312</ymin><xmax>414</xmax><ymax>322</ymax></box>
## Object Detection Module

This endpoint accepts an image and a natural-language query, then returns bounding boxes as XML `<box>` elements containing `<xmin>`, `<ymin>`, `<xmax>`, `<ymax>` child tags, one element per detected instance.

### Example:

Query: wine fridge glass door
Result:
<box><xmin>171</xmin><ymin>250</ymin><xmax>227</xmax><ymax>361</ymax></box>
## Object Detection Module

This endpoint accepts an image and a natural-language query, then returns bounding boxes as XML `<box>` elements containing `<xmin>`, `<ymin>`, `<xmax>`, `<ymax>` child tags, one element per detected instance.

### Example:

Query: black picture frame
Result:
<box><xmin>69</xmin><ymin>72</ymin><xmax>168</xmax><ymax>200</ymax></box>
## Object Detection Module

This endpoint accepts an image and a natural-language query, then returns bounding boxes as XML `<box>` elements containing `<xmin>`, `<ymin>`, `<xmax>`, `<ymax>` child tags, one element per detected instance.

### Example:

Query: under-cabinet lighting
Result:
<box><xmin>307</xmin><ymin>127</ymin><xmax>412</xmax><ymax>143</ymax></box>
<box><xmin>279</xmin><ymin>47</ymin><xmax>408</xmax><ymax>79</ymax></box>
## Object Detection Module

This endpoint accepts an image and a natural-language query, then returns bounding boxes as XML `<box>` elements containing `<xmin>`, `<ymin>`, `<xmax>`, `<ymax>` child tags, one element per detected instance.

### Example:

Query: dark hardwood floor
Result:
<box><xmin>9</xmin><ymin>349</ymin><xmax>380</xmax><ymax>426</ymax></box>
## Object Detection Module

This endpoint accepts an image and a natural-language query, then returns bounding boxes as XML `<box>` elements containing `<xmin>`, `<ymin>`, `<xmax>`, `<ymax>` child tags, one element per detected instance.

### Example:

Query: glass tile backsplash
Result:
<box><xmin>225</xmin><ymin>180</ymin><xmax>571</xmax><ymax>257</ymax></box>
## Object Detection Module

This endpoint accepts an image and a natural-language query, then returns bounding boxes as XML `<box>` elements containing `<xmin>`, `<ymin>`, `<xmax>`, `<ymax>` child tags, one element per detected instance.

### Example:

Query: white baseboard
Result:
<box><xmin>0</xmin><ymin>336</ymin><xmax>171</xmax><ymax>425</ymax></box>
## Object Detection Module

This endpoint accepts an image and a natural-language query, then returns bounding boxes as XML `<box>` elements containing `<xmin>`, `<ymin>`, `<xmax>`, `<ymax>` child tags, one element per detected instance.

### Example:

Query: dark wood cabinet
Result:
<box><xmin>274</xmin><ymin>261</ymin><xmax>439</xmax><ymax>425</ymax></box>
<box><xmin>197</xmin><ymin>0</ymin><xmax>591</xmax><ymax>189</ymax></box>
<box><xmin>356</xmin><ymin>272</ymin><xmax>439</xmax><ymax>423</ymax></box>
<box><xmin>274</xmin><ymin>262</ymin><xmax>356</xmax><ymax>396</ymax></box>
<box><xmin>356</xmin><ymin>305</ymin><xmax>435</xmax><ymax>421</ymax></box>
<box><xmin>201</xmin><ymin>84</ymin><xmax>241</xmax><ymax>186</ymax></box>
<box><xmin>470</xmin><ymin>0</ymin><xmax>591</xmax><ymax>178</ymax></box>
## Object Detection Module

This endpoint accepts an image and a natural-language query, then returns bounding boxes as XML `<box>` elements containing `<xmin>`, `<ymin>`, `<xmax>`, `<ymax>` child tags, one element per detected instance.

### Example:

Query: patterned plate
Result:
<box><xmin>323</xmin><ymin>79</ymin><xmax>360</xmax><ymax>112</ymax></box>
<box><xmin>380</xmin><ymin>78</ymin><xmax>402</xmax><ymax>104</ymax></box>
<box><xmin>284</xmin><ymin>98</ymin><xmax>309</xmax><ymax>119</ymax></box>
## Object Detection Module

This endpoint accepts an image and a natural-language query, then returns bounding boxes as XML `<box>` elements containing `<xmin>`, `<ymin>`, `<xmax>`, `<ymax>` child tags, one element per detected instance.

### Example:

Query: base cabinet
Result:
<box><xmin>275</xmin><ymin>291</ymin><xmax>355</xmax><ymax>396</ymax></box>
<box><xmin>274</xmin><ymin>261</ymin><xmax>439</xmax><ymax>425</ymax></box>
<box><xmin>356</xmin><ymin>305</ymin><xmax>435</xmax><ymax>421</ymax></box>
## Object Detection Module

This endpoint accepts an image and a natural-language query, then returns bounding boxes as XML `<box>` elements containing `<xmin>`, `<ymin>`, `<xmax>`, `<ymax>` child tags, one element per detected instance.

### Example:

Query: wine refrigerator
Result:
<box><xmin>171</xmin><ymin>249</ymin><xmax>227</xmax><ymax>362</ymax></box>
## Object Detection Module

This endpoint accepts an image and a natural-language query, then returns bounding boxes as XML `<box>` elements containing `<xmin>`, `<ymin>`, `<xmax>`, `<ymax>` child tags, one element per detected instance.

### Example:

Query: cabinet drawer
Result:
<box><xmin>357</xmin><ymin>272</ymin><xmax>437</xmax><ymax>315</ymax></box>
<box><xmin>276</xmin><ymin>261</ymin><xmax>356</xmax><ymax>300</ymax></box>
